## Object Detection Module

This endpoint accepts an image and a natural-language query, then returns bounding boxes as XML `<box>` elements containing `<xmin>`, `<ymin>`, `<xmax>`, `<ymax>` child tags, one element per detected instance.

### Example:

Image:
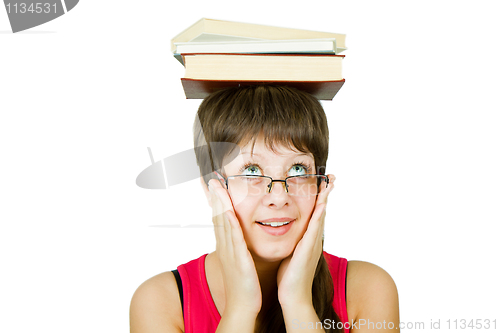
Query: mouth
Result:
<box><xmin>256</xmin><ymin>220</ymin><xmax>293</xmax><ymax>227</ymax></box>
<box><xmin>255</xmin><ymin>218</ymin><xmax>295</xmax><ymax>236</ymax></box>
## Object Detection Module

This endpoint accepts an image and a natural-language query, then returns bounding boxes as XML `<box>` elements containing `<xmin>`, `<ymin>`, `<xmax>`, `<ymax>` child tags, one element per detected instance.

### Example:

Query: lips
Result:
<box><xmin>255</xmin><ymin>218</ymin><xmax>295</xmax><ymax>236</ymax></box>
<box><xmin>256</xmin><ymin>217</ymin><xmax>294</xmax><ymax>223</ymax></box>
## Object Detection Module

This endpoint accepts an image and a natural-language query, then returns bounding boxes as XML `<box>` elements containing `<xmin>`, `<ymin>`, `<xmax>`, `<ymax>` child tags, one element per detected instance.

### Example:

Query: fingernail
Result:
<box><xmin>208</xmin><ymin>180</ymin><xmax>215</xmax><ymax>192</ymax></box>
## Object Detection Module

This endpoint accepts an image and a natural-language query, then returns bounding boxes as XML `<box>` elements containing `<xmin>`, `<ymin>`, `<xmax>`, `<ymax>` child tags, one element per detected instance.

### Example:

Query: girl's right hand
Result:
<box><xmin>209</xmin><ymin>177</ymin><xmax>262</xmax><ymax>317</ymax></box>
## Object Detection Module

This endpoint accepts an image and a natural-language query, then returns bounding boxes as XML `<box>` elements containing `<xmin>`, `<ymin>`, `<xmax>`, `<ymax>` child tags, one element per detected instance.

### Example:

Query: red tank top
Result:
<box><xmin>177</xmin><ymin>251</ymin><xmax>349</xmax><ymax>332</ymax></box>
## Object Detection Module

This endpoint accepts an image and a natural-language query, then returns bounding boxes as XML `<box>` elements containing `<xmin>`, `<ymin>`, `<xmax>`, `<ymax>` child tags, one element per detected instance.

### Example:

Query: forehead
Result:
<box><xmin>239</xmin><ymin>136</ymin><xmax>313</xmax><ymax>160</ymax></box>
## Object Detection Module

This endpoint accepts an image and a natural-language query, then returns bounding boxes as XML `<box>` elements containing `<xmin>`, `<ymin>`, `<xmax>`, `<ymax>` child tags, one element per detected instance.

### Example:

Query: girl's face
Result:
<box><xmin>221</xmin><ymin>136</ymin><xmax>318</xmax><ymax>262</ymax></box>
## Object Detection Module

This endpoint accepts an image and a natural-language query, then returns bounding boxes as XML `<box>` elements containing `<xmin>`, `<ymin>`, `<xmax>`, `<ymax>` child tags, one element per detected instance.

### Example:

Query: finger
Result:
<box><xmin>210</xmin><ymin>180</ymin><xmax>239</xmax><ymax>258</ymax></box>
<box><xmin>225</xmin><ymin>210</ymin><xmax>247</xmax><ymax>250</ymax></box>
<box><xmin>318</xmin><ymin>174</ymin><xmax>335</xmax><ymax>197</ymax></box>
<box><xmin>225</xmin><ymin>210</ymin><xmax>247</xmax><ymax>257</ymax></box>
<box><xmin>318</xmin><ymin>204</ymin><xmax>327</xmax><ymax>246</ymax></box>
<box><xmin>210</xmin><ymin>175</ymin><xmax>250</xmax><ymax>263</ymax></box>
<box><xmin>222</xmin><ymin>203</ymin><xmax>234</xmax><ymax>257</ymax></box>
<box><xmin>315</xmin><ymin>176</ymin><xmax>333</xmax><ymax>240</ymax></box>
<box><xmin>222</xmin><ymin>201</ymin><xmax>234</xmax><ymax>258</ymax></box>
<box><xmin>209</xmin><ymin>179</ymin><xmax>226</xmax><ymax>249</ymax></box>
<box><xmin>209</xmin><ymin>175</ymin><xmax>236</xmax><ymax>215</ymax></box>
<box><xmin>301</xmin><ymin>203</ymin><xmax>327</xmax><ymax>249</ymax></box>
<box><xmin>209</xmin><ymin>177</ymin><xmax>237</xmax><ymax>256</ymax></box>
<box><xmin>316</xmin><ymin>174</ymin><xmax>335</xmax><ymax>206</ymax></box>
<box><xmin>311</xmin><ymin>203</ymin><xmax>327</xmax><ymax>234</ymax></box>
<box><xmin>209</xmin><ymin>179</ymin><xmax>225</xmax><ymax>221</ymax></box>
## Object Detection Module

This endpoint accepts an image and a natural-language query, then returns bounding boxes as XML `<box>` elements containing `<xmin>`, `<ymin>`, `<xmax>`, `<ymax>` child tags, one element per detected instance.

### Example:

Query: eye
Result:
<box><xmin>288</xmin><ymin>164</ymin><xmax>307</xmax><ymax>177</ymax></box>
<box><xmin>242</xmin><ymin>164</ymin><xmax>262</xmax><ymax>176</ymax></box>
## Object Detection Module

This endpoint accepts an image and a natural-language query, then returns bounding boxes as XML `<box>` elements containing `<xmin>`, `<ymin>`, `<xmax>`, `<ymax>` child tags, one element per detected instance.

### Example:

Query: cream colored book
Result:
<box><xmin>174</xmin><ymin>38</ymin><xmax>338</xmax><ymax>55</ymax></box>
<box><xmin>171</xmin><ymin>18</ymin><xmax>347</xmax><ymax>53</ymax></box>
<box><xmin>182</xmin><ymin>53</ymin><xmax>343</xmax><ymax>81</ymax></box>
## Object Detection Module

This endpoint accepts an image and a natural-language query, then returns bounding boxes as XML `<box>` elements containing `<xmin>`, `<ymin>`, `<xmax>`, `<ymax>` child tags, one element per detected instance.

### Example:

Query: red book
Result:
<box><xmin>180</xmin><ymin>53</ymin><xmax>345</xmax><ymax>100</ymax></box>
<box><xmin>181</xmin><ymin>78</ymin><xmax>345</xmax><ymax>100</ymax></box>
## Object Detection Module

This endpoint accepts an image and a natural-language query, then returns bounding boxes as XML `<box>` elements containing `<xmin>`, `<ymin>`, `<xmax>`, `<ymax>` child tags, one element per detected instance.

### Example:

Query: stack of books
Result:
<box><xmin>171</xmin><ymin>18</ymin><xmax>346</xmax><ymax>100</ymax></box>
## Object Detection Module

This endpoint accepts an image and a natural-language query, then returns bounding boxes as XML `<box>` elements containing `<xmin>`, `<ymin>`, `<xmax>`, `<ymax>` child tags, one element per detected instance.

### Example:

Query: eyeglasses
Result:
<box><xmin>217</xmin><ymin>173</ymin><xmax>329</xmax><ymax>197</ymax></box>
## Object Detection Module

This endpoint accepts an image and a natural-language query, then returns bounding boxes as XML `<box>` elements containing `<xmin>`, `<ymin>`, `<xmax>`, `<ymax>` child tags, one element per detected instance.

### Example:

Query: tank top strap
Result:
<box><xmin>177</xmin><ymin>253</ymin><xmax>220</xmax><ymax>333</ymax></box>
<box><xmin>323</xmin><ymin>251</ymin><xmax>350</xmax><ymax>332</ymax></box>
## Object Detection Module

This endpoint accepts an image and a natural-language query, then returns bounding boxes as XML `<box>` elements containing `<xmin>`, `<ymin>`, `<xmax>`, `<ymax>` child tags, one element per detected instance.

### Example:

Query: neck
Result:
<box><xmin>253</xmin><ymin>255</ymin><xmax>281</xmax><ymax>301</ymax></box>
<box><xmin>208</xmin><ymin>251</ymin><xmax>283</xmax><ymax>311</ymax></box>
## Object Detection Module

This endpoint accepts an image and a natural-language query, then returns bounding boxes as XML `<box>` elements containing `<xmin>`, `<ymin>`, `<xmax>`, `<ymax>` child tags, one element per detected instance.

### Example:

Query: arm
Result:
<box><xmin>215</xmin><ymin>310</ymin><xmax>257</xmax><ymax>333</ymax></box>
<box><xmin>347</xmin><ymin>261</ymin><xmax>400</xmax><ymax>332</ymax></box>
<box><xmin>282</xmin><ymin>303</ymin><xmax>326</xmax><ymax>332</ymax></box>
<box><xmin>130</xmin><ymin>271</ymin><xmax>184</xmax><ymax>333</ymax></box>
<box><xmin>209</xmin><ymin>179</ymin><xmax>262</xmax><ymax>332</ymax></box>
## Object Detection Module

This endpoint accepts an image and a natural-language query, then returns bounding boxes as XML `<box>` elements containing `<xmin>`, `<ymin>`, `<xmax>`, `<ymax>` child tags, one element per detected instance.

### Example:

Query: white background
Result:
<box><xmin>1</xmin><ymin>0</ymin><xmax>499</xmax><ymax>332</ymax></box>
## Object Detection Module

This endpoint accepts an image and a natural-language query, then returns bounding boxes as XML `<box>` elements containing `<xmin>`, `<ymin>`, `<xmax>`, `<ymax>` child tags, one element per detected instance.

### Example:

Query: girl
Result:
<box><xmin>130</xmin><ymin>85</ymin><xmax>399</xmax><ymax>332</ymax></box>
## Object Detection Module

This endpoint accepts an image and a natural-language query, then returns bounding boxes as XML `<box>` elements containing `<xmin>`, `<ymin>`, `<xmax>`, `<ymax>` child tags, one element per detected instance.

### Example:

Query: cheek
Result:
<box><xmin>294</xmin><ymin>198</ymin><xmax>317</xmax><ymax>239</ymax></box>
<box><xmin>231</xmin><ymin>196</ymin><xmax>259</xmax><ymax>224</ymax></box>
<box><xmin>295</xmin><ymin>197</ymin><xmax>316</xmax><ymax>220</ymax></box>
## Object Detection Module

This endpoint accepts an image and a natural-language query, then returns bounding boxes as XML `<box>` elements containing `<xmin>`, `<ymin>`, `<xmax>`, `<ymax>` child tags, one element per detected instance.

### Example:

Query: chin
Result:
<box><xmin>250</xmin><ymin>243</ymin><xmax>295</xmax><ymax>263</ymax></box>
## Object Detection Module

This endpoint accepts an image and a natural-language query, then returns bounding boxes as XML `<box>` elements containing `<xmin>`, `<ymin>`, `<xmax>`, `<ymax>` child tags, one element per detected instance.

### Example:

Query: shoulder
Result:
<box><xmin>346</xmin><ymin>261</ymin><xmax>400</xmax><ymax>331</ymax></box>
<box><xmin>130</xmin><ymin>271</ymin><xmax>184</xmax><ymax>333</ymax></box>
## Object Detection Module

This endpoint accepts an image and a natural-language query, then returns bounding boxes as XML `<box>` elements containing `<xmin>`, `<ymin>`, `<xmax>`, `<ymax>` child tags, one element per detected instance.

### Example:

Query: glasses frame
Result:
<box><xmin>216</xmin><ymin>172</ymin><xmax>329</xmax><ymax>196</ymax></box>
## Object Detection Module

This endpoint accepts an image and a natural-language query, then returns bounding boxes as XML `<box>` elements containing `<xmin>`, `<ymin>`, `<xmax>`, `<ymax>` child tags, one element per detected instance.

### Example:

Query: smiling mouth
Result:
<box><xmin>256</xmin><ymin>220</ymin><xmax>294</xmax><ymax>227</ymax></box>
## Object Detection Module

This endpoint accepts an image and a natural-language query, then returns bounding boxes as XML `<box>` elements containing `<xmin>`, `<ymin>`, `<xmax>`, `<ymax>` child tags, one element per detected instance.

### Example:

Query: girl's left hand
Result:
<box><xmin>276</xmin><ymin>174</ymin><xmax>335</xmax><ymax>308</ymax></box>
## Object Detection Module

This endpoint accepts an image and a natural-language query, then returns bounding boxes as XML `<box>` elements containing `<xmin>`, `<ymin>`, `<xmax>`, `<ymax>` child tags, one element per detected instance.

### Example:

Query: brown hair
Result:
<box><xmin>193</xmin><ymin>85</ymin><xmax>343</xmax><ymax>333</ymax></box>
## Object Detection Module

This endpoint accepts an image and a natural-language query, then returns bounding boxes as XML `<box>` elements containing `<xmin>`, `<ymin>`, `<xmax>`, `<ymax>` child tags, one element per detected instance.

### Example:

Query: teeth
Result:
<box><xmin>259</xmin><ymin>221</ymin><xmax>291</xmax><ymax>227</ymax></box>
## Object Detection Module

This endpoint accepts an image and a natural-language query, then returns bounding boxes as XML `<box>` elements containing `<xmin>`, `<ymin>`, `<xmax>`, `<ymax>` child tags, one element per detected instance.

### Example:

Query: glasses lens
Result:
<box><xmin>228</xmin><ymin>176</ymin><xmax>270</xmax><ymax>197</ymax></box>
<box><xmin>287</xmin><ymin>175</ymin><xmax>323</xmax><ymax>197</ymax></box>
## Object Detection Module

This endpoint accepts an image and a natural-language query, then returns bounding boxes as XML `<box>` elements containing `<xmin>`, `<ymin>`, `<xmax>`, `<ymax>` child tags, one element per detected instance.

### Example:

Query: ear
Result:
<box><xmin>200</xmin><ymin>176</ymin><xmax>212</xmax><ymax>208</ymax></box>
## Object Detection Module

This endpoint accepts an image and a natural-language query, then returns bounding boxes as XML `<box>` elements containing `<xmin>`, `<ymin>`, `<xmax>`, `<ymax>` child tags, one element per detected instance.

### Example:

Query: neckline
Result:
<box><xmin>201</xmin><ymin>253</ymin><xmax>222</xmax><ymax>321</ymax></box>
